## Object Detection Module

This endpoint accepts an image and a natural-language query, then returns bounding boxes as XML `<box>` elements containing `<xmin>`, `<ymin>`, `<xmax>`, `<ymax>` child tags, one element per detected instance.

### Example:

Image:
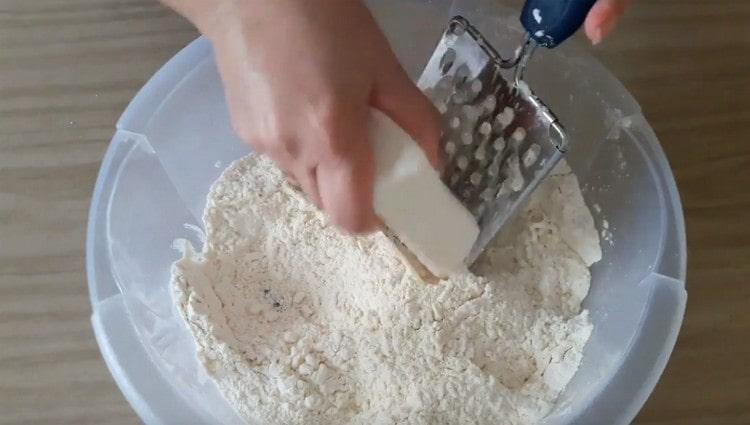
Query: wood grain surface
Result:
<box><xmin>0</xmin><ymin>1</ymin><xmax>748</xmax><ymax>424</ymax></box>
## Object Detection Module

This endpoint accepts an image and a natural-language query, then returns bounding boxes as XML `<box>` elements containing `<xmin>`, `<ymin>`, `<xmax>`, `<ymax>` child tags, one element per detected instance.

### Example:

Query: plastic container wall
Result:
<box><xmin>87</xmin><ymin>2</ymin><xmax>686</xmax><ymax>424</ymax></box>
<box><xmin>88</xmin><ymin>39</ymin><xmax>245</xmax><ymax>425</ymax></box>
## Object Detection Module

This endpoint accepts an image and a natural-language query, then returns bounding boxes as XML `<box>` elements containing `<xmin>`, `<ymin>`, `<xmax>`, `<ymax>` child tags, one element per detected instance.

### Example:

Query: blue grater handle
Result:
<box><xmin>520</xmin><ymin>0</ymin><xmax>597</xmax><ymax>48</ymax></box>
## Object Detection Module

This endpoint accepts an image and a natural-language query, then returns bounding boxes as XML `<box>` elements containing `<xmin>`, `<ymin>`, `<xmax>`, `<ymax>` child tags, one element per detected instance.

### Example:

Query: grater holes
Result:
<box><xmin>487</xmin><ymin>157</ymin><xmax>501</xmax><ymax>178</ymax></box>
<box><xmin>453</xmin><ymin>64</ymin><xmax>470</xmax><ymax>87</ymax></box>
<box><xmin>461</xmin><ymin>105</ymin><xmax>481</xmax><ymax>131</ymax></box>
<box><xmin>444</xmin><ymin>140</ymin><xmax>457</xmax><ymax>157</ymax></box>
<box><xmin>492</xmin><ymin>137</ymin><xmax>506</xmax><ymax>153</ymax></box>
<box><xmin>461</xmin><ymin>104</ymin><xmax>481</xmax><ymax>121</ymax></box>
<box><xmin>522</xmin><ymin>143</ymin><xmax>541</xmax><ymax>168</ymax></box>
<box><xmin>470</xmin><ymin>79</ymin><xmax>483</xmax><ymax>95</ymax></box>
<box><xmin>439</xmin><ymin>48</ymin><xmax>456</xmax><ymax>75</ymax></box>
<box><xmin>497</xmin><ymin>181</ymin><xmax>512</xmax><ymax>197</ymax></box>
<box><xmin>473</xmin><ymin>203</ymin><xmax>486</xmax><ymax>219</ymax></box>
<box><xmin>465</xmin><ymin>79</ymin><xmax>483</xmax><ymax>103</ymax></box>
<box><xmin>456</xmin><ymin>155</ymin><xmax>469</xmax><ymax>171</ymax></box>
<box><xmin>480</xmin><ymin>187</ymin><xmax>495</xmax><ymax>202</ymax></box>
<box><xmin>474</xmin><ymin>144</ymin><xmax>487</xmax><ymax>162</ymax></box>
<box><xmin>478</xmin><ymin>121</ymin><xmax>492</xmax><ymax>137</ymax></box>
<box><xmin>511</xmin><ymin>127</ymin><xmax>527</xmax><ymax>143</ymax></box>
<box><xmin>434</xmin><ymin>75</ymin><xmax>454</xmax><ymax>101</ymax></box>
<box><xmin>481</xmin><ymin>95</ymin><xmax>497</xmax><ymax>116</ymax></box>
<box><xmin>470</xmin><ymin>172</ymin><xmax>483</xmax><ymax>186</ymax></box>
<box><xmin>494</xmin><ymin>107</ymin><xmax>515</xmax><ymax>131</ymax></box>
<box><xmin>508</xmin><ymin>155</ymin><xmax>525</xmax><ymax>192</ymax></box>
<box><xmin>451</xmin><ymin>90</ymin><xmax>467</xmax><ymax>105</ymax></box>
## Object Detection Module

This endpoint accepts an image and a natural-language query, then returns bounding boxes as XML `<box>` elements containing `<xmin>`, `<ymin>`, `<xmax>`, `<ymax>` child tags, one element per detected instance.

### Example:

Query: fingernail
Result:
<box><xmin>590</xmin><ymin>28</ymin><xmax>604</xmax><ymax>45</ymax></box>
<box><xmin>592</xmin><ymin>16</ymin><xmax>618</xmax><ymax>45</ymax></box>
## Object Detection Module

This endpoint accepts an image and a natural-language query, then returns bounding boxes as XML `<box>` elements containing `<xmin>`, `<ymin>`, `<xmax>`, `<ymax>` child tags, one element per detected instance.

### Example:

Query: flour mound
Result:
<box><xmin>171</xmin><ymin>155</ymin><xmax>601</xmax><ymax>425</ymax></box>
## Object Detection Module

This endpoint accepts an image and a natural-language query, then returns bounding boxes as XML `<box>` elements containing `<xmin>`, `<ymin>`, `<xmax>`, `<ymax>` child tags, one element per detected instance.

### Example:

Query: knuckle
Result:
<box><xmin>231</xmin><ymin>119</ymin><xmax>257</xmax><ymax>145</ymax></box>
<box><xmin>323</xmin><ymin>138</ymin><xmax>349</xmax><ymax>160</ymax></box>
<box><xmin>274</xmin><ymin>137</ymin><xmax>298</xmax><ymax>157</ymax></box>
<box><xmin>242</xmin><ymin>134</ymin><xmax>297</xmax><ymax>162</ymax></box>
<box><xmin>315</xmin><ymin>101</ymin><xmax>354</xmax><ymax>158</ymax></box>
<box><xmin>232</xmin><ymin>119</ymin><xmax>298</xmax><ymax>157</ymax></box>
<box><xmin>263</xmin><ymin>139</ymin><xmax>297</xmax><ymax>163</ymax></box>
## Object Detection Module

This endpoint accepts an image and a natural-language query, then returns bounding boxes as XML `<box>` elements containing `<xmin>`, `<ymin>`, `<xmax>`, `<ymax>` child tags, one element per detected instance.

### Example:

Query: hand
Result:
<box><xmin>165</xmin><ymin>0</ymin><xmax>441</xmax><ymax>234</ymax></box>
<box><xmin>585</xmin><ymin>0</ymin><xmax>632</xmax><ymax>44</ymax></box>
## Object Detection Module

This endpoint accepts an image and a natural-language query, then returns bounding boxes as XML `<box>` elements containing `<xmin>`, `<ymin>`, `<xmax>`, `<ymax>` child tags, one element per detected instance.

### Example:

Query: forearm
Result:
<box><xmin>161</xmin><ymin>0</ymin><xmax>357</xmax><ymax>41</ymax></box>
<box><xmin>159</xmin><ymin>0</ymin><xmax>237</xmax><ymax>38</ymax></box>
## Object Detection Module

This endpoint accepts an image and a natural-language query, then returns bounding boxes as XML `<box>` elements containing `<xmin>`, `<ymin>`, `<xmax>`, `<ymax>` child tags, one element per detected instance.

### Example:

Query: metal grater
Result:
<box><xmin>417</xmin><ymin>16</ymin><xmax>568</xmax><ymax>266</ymax></box>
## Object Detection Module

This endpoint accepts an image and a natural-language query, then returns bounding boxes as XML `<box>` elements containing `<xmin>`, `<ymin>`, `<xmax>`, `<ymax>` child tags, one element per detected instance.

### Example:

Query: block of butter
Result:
<box><xmin>369</xmin><ymin>110</ymin><xmax>480</xmax><ymax>282</ymax></box>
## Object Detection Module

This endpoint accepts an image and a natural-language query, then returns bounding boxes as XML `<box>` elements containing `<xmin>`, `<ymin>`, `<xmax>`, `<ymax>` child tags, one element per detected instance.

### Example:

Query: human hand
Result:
<box><xmin>585</xmin><ymin>0</ymin><xmax>632</xmax><ymax>44</ymax></box>
<box><xmin>164</xmin><ymin>0</ymin><xmax>441</xmax><ymax>234</ymax></box>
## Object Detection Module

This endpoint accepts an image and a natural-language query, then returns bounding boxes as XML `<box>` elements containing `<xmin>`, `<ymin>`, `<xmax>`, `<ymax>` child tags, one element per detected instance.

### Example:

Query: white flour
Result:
<box><xmin>171</xmin><ymin>155</ymin><xmax>601</xmax><ymax>425</ymax></box>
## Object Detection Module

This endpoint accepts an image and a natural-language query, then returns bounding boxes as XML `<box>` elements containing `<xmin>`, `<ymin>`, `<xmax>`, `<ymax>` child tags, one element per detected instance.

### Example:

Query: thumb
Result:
<box><xmin>585</xmin><ymin>0</ymin><xmax>631</xmax><ymax>44</ymax></box>
<box><xmin>371</xmin><ymin>62</ymin><xmax>443</xmax><ymax>171</ymax></box>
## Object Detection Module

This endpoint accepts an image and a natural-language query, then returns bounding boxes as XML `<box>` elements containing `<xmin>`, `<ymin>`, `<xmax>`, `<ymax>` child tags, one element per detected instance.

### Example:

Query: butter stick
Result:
<box><xmin>370</xmin><ymin>109</ymin><xmax>479</xmax><ymax>280</ymax></box>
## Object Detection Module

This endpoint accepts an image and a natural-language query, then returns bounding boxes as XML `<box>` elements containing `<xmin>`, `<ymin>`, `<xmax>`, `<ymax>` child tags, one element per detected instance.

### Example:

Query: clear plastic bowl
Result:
<box><xmin>86</xmin><ymin>1</ymin><xmax>687</xmax><ymax>424</ymax></box>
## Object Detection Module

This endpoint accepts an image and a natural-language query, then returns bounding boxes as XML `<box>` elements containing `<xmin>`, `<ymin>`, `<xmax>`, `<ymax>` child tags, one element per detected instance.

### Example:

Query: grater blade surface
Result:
<box><xmin>417</xmin><ymin>17</ymin><xmax>569</xmax><ymax>266</ymax></box>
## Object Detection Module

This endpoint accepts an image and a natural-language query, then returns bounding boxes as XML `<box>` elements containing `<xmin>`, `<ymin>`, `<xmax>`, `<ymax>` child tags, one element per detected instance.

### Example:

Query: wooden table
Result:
<box><xmin>1</xmin><ymin>1</ymin><xmax>748</xmax><ymax>424</ymax></box>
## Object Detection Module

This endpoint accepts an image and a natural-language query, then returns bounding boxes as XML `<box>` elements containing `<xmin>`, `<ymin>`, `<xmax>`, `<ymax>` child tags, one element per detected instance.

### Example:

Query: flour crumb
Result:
<box><xmin>601</xmin><ymin>219</ymin><xmax>614</xmax><ymax>246</ymax></box>
<box><xmin>171</xmin><ymin>155</ymin><xmax>601</xmax><ymax>425</ymax></box>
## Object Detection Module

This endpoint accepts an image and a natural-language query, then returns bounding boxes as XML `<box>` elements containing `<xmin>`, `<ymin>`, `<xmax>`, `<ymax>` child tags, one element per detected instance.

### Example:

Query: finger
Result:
<box><xmin>257</xmin><ymin>142</ymin><xmax>320</xmax><ymax>207</ymax></box>
<box><xmin>284</xmin><ymin>171</ymin><xmax>300</xmax><ymax>188</ymax></box>
<box><xmin>585</xmin><ymin>0</ymin><xmax>631</xmax><ymax>44</ymax></box>
<box><xmin>295</xmin><ymin>165</ymin><xmax>322</xmax><ymax>208</ymax></box>
<box><xmin>371</xmin><ymin>63</ymin><xmax>443</xmax><ymax>171</ymax></box>
<box><xmin>261</xmin><ymin>148</ymin><xmax>295</xmax><ymax>183</ymax></box>
<box><xmin>316</xmin><ymin>138</ymin><xmax>379</xmax><ymax>234</ymax></box>
<box><xmin>278</xmin><ymin>163</ymin><xmax>322</xmax><ymax>209</ymax></box>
